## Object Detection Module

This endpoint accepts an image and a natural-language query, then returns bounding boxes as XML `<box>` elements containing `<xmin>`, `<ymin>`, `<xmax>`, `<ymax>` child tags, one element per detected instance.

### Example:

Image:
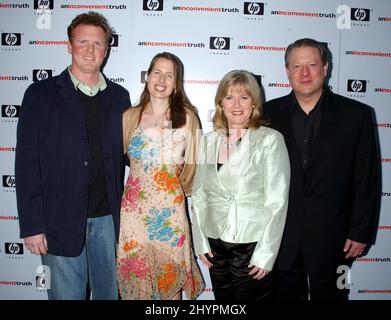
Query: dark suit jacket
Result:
<box><xmin>15</xmin><ymin>69</ymin><xmax>130</xmax><ymax>256</ymax></box>
<box><xmin>264</xmin><ymin>89</ymin><xmax>378</xmax><ymax>271</ymax></box>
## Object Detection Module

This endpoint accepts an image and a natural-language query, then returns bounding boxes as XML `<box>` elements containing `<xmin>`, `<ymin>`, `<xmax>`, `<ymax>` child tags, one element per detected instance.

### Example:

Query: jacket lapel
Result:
<box><xmin>56</xmin><ymin>69</ymin><xmax>86</xmax><ymax>133</ymax></box>
<box><xmin>305</xmin><ymin>90</ymin><xmax>338</xmax><ymax>176</ymax></box>
<box><xmin>99</xmin><ymin>75</ymin><xmax>112</xmax><ymax>136</ymax></box>
<box><xmin>279</xmin><ymin>94</ymin><xmax>304</xmax><ymax>180</ymax></box>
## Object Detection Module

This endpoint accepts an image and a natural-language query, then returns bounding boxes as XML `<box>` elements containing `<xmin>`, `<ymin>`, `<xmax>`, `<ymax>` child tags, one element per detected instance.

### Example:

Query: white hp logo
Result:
<box><xmin>214</xmin><ymin>37</ymin><xmax>227</xmax><ymax>50</ymax></box>
<box><xmin>351</xmin><ymin>80</ymin><xmax>363</xmax><ymax>92</ymax></box>
<box><xmin>247</xmin><ymin>2</ymin><xmax>261</xmax><ymax>15</ymax></box>
<box><xmin>4</xmin><ymin>105</ymin><xmax>18</xmax><ymax>117</ymax></box>
<box><xmin>36</xmin><ymin>70</ymin><xmax>49</xmax><ymax>81</ymax></box>
<box><xmin>7</xmin><ymin>243</ymin><xmax>21</xmax><ymax>254</ymax></box>
<box><xmin>147</xmin><ymin>0</ymin><xmax>160</xmax><ymax>11</ymax></box>
<box><xmin>354</xmin><ymin>8</ymin><xmax>367</xmax><ymax>21</ymax></box>
<box><xmin>6</xmin><ymin>175</ymin><xmax>16</xmax><ymax>187</ymax></box>
<box><xmin>5</xmin><ymin>33</ymin><xmax>18</xmax><ymax>46</ymax></box>
<box><xmin>37</xmin><ymin>0</ymin><xmax>50</xmax><ymax>9</ymax></box>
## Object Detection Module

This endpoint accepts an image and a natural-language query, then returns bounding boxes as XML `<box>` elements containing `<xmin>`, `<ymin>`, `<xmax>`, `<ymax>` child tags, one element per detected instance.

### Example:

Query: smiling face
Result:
<box><xmin>221</xmin><ymin>85</ymin><xmax>254</xmax><ymax>129</ymax></box>
<box><xmin>286</xmin><ymin>46</ymin><xmax>328</xmax><ymax>103</ymax></box>
<box><xmin>146</xmin><ymin>57</ymin><xmax>176</xmax><ymax>101</ymax></box>
<box><xmin>67</xmin><ymin>24</ymin><xmax>107</xmax><ymax>79</ymax></box>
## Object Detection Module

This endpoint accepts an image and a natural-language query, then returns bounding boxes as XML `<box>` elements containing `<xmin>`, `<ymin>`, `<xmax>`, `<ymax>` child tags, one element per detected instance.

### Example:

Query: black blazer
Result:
<box><xmin>15</xmin><ymin>69</ymin><xmax>131</xmax><ymax>256</ymax></box>
<box><xmin>264</xmin><ymin>90</ymin><xmax>378</xmax><ymax>271</ymax></box>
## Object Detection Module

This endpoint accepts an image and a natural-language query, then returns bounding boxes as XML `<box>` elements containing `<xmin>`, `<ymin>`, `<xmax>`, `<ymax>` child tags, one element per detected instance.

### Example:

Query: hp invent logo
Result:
<box><xmin>245</xmin><ymin>2</ymin><xmax>264</xmax><ymax>15</ymax></box>
<box><xmin>34</xmin><ymin>0</ymin><xmax>53</xmax><ymax>10</ymax></box>
<box><xmin>144</xmin><ymin>0</ymin><xmax>162</xmax><ymax>11</ymax></box>
<box><xmin>33</xmin><ymin>69</ymin><xmax>52</xmax><ymax>82</ymax></box>
<box><xmin>3</xmin><ymin>175</ymin><xmax>16</xmax><ymax>188</ymax></box>
<box><xmin>210</xmin><ymin>37</ymin><xmax>230</xmax><ymax>50</ymax></box>
<box><xmin>352</xmin><ymin>8</ymin><xmax>370</xmax><ymax>21</ymax></box>
<box><xmin>2</xmin><ymin>105</ymin><xmax>19</xmax><ymax>118</ymax></box>
<box><xmin>5</xmin><ymin>242</ymin><xmax>23</xmax><ymax>255</ymax></box>
<box><xmin>1</xmin><ymin>33</ymin><xmax>21</xmax><ymax>46</ymax></box>
<box><xmin>348</xmin><ymin>80</ymin><xmax>366</xmax><ymax>93</ymax></box>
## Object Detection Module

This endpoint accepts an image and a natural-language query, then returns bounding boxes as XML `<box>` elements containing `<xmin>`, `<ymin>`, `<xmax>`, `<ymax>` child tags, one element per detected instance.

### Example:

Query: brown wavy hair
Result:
<box><xmin>135</xmin><ymin>52</ymin><xmax>196</xmax><ymax>129</ymax></box>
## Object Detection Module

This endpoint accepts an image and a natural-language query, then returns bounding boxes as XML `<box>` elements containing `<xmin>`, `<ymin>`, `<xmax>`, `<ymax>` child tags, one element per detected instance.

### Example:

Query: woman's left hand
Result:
<box><xmin>248</xmin><ymin>264</ymin><xmax>270</xmax><ymax>280</ymax></box>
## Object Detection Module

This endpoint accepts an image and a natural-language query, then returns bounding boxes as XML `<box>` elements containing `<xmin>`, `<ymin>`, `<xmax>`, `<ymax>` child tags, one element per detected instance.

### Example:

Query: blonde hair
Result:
<box><xmin>213</xmin><ymin>70</ymin><xmax>266</xmax><ymax>132</ymax></box>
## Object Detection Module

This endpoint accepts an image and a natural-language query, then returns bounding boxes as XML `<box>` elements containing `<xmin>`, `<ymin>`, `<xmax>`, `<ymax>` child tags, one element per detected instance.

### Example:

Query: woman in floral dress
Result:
<box><xmin>117</xmin><ymin>52</ymin><xmax>205</xmax><ymax>300</ymax></box>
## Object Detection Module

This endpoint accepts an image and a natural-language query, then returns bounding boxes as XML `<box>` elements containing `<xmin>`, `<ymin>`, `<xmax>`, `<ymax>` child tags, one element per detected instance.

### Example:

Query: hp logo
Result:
<box><xmin>144</xmin><ymin>0</ymin><xmax>163</xmax><ymax>11</ymax></box>
<box><xmin>244</xmin><ymin>2</ymin><xmax>264</xmax><ymax>15</ymax></box>
<box><xmin>351</xmin><ymin>8</ymin><xmax>370</xmax><ymax>21</ymax></box>
<box><xmin>210</xmin><ymin>37</ymin><xmax>230</xmax><ymax>50</ymax></box>
<box><xmin>347</xmin><ymin>80</ymin><xmax>367</xmax><ymax>93</ymax></box>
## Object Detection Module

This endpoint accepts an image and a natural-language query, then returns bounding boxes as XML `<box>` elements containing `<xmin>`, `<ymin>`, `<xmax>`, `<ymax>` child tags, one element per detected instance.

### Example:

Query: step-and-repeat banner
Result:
<box><xmin>0</xmin><ymin>0</ymin><xmax>390</xmax><ymax>300</ymax></box>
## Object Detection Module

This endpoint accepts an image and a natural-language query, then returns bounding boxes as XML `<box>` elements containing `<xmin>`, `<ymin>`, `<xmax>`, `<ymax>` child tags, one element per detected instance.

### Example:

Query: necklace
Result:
<box><xmin>152</xmin><ymin>115</ymin><xmax>167</xmax><ymax>128</ymax></box>
<box><xmin>223</xmin><ymin>129</ymin><xmax>247</xmax><ymax>149</ymax></box>
<box><xmin>223</xmin><ymin>137</ymin><xmax>242</xmax><ymax>149</ymax></box>
<box><xmin>148</xmin><ymin>105</ymin><xmax>169</xmax><ymax>129</ymax></box>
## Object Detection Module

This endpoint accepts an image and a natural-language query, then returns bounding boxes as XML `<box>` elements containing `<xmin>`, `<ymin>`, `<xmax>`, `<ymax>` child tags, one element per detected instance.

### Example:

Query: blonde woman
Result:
<box><xmin>192</xmin><ymin>70</ymin><xmax>290</xmax><ymax>301</ymax></box>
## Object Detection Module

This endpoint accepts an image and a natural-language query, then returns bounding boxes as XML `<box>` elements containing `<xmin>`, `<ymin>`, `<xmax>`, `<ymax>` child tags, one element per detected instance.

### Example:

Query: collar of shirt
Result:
<box><xmin>291</xmin><ymin>87</ymin><xmax>328</xmax><ymax>119</ymax></box>
<box><xmin>68</xmin><ymin>67</ymin><xmax>107</xmax><ymax>96</ymax></box>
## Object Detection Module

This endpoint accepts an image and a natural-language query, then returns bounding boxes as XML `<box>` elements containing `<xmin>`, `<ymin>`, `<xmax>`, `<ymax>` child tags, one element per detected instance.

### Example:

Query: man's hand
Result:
<box><xmin>343</xmin><ymin>239</ymin><xmax>367</xmax><ymax>259</ymax></box>
<box><xmin>24</xmin><ymin>234</ymin><xmax>48</xmax><ymax>255</ymax></box>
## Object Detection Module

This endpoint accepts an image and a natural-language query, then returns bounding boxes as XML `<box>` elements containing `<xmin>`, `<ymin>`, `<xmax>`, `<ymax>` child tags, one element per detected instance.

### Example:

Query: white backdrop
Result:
<box><xmin>0</xmin><ymin>0</ymin><xmax>390</xmax><ymax>300</ymax></box>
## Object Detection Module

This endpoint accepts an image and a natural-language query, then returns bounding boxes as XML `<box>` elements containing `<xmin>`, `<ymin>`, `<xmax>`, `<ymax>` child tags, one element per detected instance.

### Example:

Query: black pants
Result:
<box><xmin>273</xmin><ymin>247</ymin><xmax>349</xmax><ymax>301</ymax></box>
<box><xmin>207</xmin><ymin>238</ymin><xmax>272</xmax><ymax>302</ymax></box>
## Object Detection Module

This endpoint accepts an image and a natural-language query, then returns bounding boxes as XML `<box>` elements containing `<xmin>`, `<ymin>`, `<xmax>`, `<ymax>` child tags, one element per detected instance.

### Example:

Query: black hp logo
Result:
<box><xmin>143</xmin><ymin>0</ymin><xmax>163</xmax><ymax>11</ymax></box>
<box><xmin>2</xmin><ymin>105</ymin><xmax>20</xmax><ymax>118</ymax></box>
<box><xmin>210</xmin><ymin>37</ymin><xmax>230</xmax><ymax>50</ymax></box>
<box><xmin>351</xmin><ymin>8</ymin><xmax>370</xmax><ymax>21</ymax></box>
<box><xmin>244</xmin><ymin>2</ymin><xmax>264</xmax><ymax>15</ymax></box>
<box><xmin>2</xmin><ymin>175</ymin><xmax>16</xmax><ymax>188</ymax></box>
<box><xmin>109</xmin><ymin>34</ymin><xmax>119</xmax><ymax>47</ymax></box>
<box><xmin>34</xmin><ymin>0</ymin><xmax>54</xmax><ymax>10</ymax></box>
<box><xmin>33</xmin><ymin>69</ymin><xmax>52</xmax><ymax>82</ymax></box>
<box><xmin>5</xmin><ymin>242</ymin><xmax>24</xmax><ymax>255</ymax></box>
<box><xmin>347</xmin><ymin>80</ymin><xmax>367</xmax><ymax>92</ymax></box>
<box><xmin>1</xmin><ymin>33</ymin><xmax>21</xmax><ymax>46</ymax></box>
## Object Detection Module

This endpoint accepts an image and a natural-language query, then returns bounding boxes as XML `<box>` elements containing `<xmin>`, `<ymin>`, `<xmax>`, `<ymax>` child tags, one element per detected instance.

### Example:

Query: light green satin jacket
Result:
<box><xmin>191</xmin><ymin>126</ymin><xmax>290</xmax><ymax>270</ymax></box>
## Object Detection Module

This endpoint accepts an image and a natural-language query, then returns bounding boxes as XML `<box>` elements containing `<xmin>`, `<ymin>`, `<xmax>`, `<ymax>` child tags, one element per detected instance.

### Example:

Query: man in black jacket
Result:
<box><xmin>264</xmin><ymin>38</ymin><xmax>378</xmax><ymax>300</ymax></box>
<box><xmin>16</xmin><ymin>12</ymin><xmax>130</xmax><ymax>299</ymax></box>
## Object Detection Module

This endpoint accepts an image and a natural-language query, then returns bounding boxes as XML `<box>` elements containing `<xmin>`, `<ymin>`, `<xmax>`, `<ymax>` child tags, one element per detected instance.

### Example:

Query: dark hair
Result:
<box><xmin>67</xmin><ymin>11</ymin><xmax>113</xmax><ymax>44</ymax></box>
<box><xmin>213</xmin><ymin>70</ymin><xmax>266</xmax><ymax>132</ymax></box>
<box><xmin>136</xmin><ymin>52</ymin><xmax>195</xmax><ymax>129</ymax></box>
<box><xmin>284</xmin><ymin>38</ymin><xmax>329</xmax><ymax>67</ymax></box>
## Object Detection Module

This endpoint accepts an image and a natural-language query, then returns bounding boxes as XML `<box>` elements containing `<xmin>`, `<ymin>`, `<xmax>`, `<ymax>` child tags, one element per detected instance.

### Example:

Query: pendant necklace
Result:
<box><xmin>223</xmin><ymin>137</ymin><xmax>241</xmax><ymax>149</ymax></box>
<box><xmin>149</xmin><ymin>105</ymin><xmax>169</xmax><ymax>129</ymax></box>
<box><xmin>223</xmin><ymin>129</ymin><xmax>247</xmax><ymax>149</ymax></box>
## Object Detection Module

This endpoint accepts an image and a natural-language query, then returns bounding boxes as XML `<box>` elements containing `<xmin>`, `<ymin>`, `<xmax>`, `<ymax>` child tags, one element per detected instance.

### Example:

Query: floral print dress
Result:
<box><xmin>117</xmin><ymin>126</ymin><xmax>205</xmax><ymax>300</ymax></box>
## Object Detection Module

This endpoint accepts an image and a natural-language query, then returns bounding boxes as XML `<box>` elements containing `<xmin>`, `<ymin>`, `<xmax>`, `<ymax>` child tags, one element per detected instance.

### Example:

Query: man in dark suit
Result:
<box><xmin>264</xmin><ymin>38</ymin><xmax>378</xmax><ymax>300</ymax></box>
<box><xmin>15</xmin><ymin>12</ymin><xmax>130</xmax><ymax>299</ymax></box>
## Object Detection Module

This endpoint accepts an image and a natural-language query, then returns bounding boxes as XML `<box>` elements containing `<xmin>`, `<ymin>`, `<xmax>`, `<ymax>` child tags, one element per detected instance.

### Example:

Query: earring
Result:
<box><xmin>252</xmin><ymin>104</ymin><xmax>255</xmax><ymax>109</ymax></box>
